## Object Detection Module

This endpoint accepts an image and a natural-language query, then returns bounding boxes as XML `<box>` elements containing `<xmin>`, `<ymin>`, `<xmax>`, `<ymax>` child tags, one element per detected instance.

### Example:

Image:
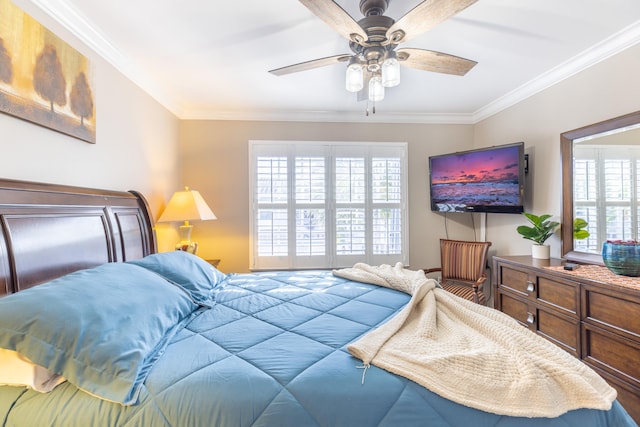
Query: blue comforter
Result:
<box><xmin>0</xmin><ymin>257</ymin><xmax>635</xmax><ymax>426</ymax></box>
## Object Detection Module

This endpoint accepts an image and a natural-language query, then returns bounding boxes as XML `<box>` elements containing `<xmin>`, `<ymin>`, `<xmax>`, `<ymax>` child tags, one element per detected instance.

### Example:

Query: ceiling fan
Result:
<box><xmin>269</xmin><ymin>0</ymin><xmax>478</xmax><ymax>110</ymax></box>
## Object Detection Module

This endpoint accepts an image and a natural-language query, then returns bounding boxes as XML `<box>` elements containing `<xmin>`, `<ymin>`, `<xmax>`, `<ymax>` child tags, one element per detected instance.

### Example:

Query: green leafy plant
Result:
<box><xmin>573</xmin><ymin>217</ymin><xmax>590</xmax><ymax>240</ymax></box>
<box><xmin>516</xmin><ymin>213</ymin><xmax>560</xmax><ymax>245</ymax></box>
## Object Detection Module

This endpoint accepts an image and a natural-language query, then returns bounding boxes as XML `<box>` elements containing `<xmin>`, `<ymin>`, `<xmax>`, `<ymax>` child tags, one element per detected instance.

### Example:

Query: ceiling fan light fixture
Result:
<box><xmin>368</xmin><ymin>74</ymin><xmax>384</xmax><ymax>102</ymax></box>
<box><xmin>273</xmin><ymin>0</ymin><xmax>479</xmax><ymax>110</ymax></box>
<box><xmin>345</xmin><ymin>60</ymin><xmax>364</xmax><ymax>92</ymax></box>
<box><xmin>382</xmin><ymin>53</ymin><xmax>400</xmax><ymax>87</ymax></box>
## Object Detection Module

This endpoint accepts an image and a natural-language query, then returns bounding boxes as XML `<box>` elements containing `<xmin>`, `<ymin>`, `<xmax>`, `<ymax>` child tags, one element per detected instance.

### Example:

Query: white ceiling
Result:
<box><xmin>30</xmin><ymin>0</ymin><xmax>640</xmax><ymax>123</ymax></box>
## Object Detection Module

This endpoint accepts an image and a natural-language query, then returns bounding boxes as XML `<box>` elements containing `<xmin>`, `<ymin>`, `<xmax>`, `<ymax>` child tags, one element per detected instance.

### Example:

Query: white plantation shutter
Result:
<box><xmin>372</xmin><ymin>157</ymin><xmax>402</xmax><ymax>255</ymax></box>
<box><xmin>256</xmin><ymin>154</ymin><xmax>288</xmax><ymax>257</ymax></box>
<box><xmin>249</xmin><ymin>141</ymin><xmax>408</xmax><ymax>270</ymax></box>
<box><xmin>335</xmin><ymin>156</ymin><xmax>366</xmax><ymax>257</ymax></box>
<box><xmin>295</xmin><ymin>156</ymin><xmax>326</xmax><ymax>257</ymax></box>
<box><xmin>573</xmin><ymin>144</ymin><xmax>640</xmax><ymax>253</ymax></box>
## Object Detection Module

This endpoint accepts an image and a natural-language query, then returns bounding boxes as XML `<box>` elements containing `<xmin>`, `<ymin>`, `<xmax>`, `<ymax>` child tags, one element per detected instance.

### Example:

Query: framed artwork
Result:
<box><xmin>0</xmin><ymin>0</ymin><xmax>96</xmax><ymax>143</ymax></box>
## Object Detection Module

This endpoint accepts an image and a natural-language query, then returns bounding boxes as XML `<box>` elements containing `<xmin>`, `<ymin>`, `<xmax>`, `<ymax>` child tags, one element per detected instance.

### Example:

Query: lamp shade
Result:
<box><xmin>345</xmin><ymin>60</ymin><xmax>364</xmax><ymax>92</ymax></box>
<box><xmin>158</xmin><ymin>187</ymin><xmax>217</xmax><ymax>223</ymax></box>
<box><xmin>382</xmin><ymin>55</ymin><xmax>400</xmax><ymax>87</ymax></box>
<box><xmin>368</xmin><ymin>74</ymin><xmax>384</xmax><ymax>102</ymax></box>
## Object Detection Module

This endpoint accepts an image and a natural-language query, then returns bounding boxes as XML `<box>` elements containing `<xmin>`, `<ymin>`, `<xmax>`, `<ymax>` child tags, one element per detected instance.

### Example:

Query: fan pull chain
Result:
<box><xmin>364</xmin><ymin>100</ymin><xmax>377</xmax><ymax>116</ymax></box>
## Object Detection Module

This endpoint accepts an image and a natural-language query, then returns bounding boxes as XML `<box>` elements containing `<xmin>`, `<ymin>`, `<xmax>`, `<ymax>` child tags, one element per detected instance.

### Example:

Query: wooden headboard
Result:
<box><xmin>0</xmin><ymin>178</ymin><xmax>156</xmax><ymax>296</ymax></box>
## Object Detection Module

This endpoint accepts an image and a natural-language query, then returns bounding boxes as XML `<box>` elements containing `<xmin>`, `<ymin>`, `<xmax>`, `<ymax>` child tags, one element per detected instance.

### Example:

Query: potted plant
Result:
<box><xmin>516</xmin><ymin>212</ymin><xmax>560</xmax><ymax>259</ymax></box>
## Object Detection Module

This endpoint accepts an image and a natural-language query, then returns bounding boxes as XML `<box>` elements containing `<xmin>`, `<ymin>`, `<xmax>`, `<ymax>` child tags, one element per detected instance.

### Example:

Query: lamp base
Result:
<box><xmin>175</xmin><ymin>241</ymin><xmax>198</xmax><ymax>254</ymax></box>
<box><xmin>175</xmin><ymin>222</ymin><xmax>198</xmax><ymax>254</ymax></box>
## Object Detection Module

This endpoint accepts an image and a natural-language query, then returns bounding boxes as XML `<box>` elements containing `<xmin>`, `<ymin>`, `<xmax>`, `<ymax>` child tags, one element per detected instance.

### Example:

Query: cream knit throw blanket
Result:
<box><xmin>333</xmin><ymin>262</ymin><xmax>616</xmax><ymax>418</ymax></box>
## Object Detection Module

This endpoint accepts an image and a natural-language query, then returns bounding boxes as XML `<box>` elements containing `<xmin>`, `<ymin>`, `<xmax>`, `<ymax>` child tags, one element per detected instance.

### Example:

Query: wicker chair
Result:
<box><xmin>423</xmin><ymin>239</ymin><xmax>492</xmax><ymax>305</ymax></box>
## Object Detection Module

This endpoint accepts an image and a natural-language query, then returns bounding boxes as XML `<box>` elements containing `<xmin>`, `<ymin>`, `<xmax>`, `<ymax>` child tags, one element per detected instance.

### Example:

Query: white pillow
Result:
<box><xmin>0</xmin><ymin>348</ymin><xmax>66</xmax><ymax>392</ymax></box>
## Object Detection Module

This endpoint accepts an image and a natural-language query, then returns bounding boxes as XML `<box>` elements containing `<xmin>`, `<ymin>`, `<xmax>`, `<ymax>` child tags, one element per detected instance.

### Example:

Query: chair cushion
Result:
<box><xmin>441</xmin><ymin>282</ymin><xmax>486</xmax><ymax>305</ymax></box>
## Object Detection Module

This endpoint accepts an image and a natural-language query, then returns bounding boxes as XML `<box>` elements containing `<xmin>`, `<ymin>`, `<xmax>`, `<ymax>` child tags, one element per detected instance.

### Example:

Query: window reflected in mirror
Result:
<box><xmin>573</xmin><ymin>124</ymin><xmax>640</xmax><ymax>254</ymax></box>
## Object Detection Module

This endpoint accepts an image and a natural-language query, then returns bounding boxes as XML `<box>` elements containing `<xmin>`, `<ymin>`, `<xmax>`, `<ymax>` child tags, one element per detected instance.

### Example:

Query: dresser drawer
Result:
<box><xmin>537</xmin><ymin>275</ymin><xmax>579</xmax><ymax>316</ymax></box>
<box><xmin>583</xmin><ymin>286</ymin><xmax>640</xmax><ymax>339</ymax></box>
<box><xmin>583</xmin><ymin>323</ymin><xmax>640</xmax><ymax>390</ymax></box>
<box><xmin>498</xmin><ymin>264</ymin><xmax>530</xmax><ymax>296</ymax></box>
<box><xmin>537</xmin><ymin>309</ymin><xmax>579</xmax><ymax>356</ymax></box>
<box><xmin>497</xmin><ymin>290</ymin><xmax>529</xmax><ymax>327</ymax></box>
<box><xmin>497</xmin><ymin>263</ymin><xmax>578</xmax><ymax>315</ymax></box>
<box><xmin>497</xmin><ymin>290</ymin><xmax>579</xmax><ymax>356</ymax></box>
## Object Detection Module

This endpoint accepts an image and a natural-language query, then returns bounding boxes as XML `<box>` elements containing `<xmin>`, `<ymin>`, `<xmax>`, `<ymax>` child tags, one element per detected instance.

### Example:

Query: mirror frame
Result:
<box><xmin>561</xmin><ymin>110</ymin><xmax>640</xmax><ymax>264</ymax></box>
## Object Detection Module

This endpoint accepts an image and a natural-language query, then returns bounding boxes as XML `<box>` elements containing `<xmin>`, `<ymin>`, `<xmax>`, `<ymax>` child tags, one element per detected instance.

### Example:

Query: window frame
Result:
<box><xmin>249</xmin><ymin>140</ymin><xmax>409</xmax><ymax>270</ymax></box>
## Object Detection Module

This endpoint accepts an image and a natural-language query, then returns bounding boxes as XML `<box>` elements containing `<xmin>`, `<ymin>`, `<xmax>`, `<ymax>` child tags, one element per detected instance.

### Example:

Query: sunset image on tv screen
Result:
<box><xmin>430</xmin><ymin>144</ymin><xmax>521</xmax><ymax>211</ymax></box>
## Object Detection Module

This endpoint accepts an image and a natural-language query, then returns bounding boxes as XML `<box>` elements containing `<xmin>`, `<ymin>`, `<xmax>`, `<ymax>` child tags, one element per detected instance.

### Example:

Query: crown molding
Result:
<box><xmin>30</xmin><ymin>1</ymin><xmax>640</xmax><ymax>124</ymax></box>
<box><xmin>30</xmin><ymin>0</ymin><xmax>124</xmax><ymax>66</ymax></box>
<box><xmin>180</xmin><ymin>108</ymin><xmax>476</xmax><ymax>124</ymax></box>
<box><xmin>29</xmin><ymin>0</ymin><xmax>181</xmax><ymax>116</ymax></box>
<box><xmin>472</xmin><ymin>20</ymin><xmax>640</xmax><ymax>123</ymax></box>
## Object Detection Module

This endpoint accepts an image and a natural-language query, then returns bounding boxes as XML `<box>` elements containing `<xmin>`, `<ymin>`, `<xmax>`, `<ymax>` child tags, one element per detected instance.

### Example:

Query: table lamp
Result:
<box><xmin>158</xmin><ymin>187</ymin><xmax>217</xmax><ymax>254</ymax></box>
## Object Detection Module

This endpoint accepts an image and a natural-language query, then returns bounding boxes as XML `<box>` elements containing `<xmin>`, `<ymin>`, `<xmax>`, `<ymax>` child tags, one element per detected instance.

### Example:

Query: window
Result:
<box><xmin>573</xmin><ymin>144</ymin><xmax>640</xmax><ymax>253</ymax></box>
<box><xmin>249</xmin><ymin>141</ymin><xmax>408</xmax><ymax>270</ymax></box>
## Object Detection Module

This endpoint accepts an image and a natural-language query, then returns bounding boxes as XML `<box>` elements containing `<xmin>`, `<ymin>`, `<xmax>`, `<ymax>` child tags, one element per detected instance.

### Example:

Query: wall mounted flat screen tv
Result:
<box><xmin>429</xmin><ymin>142</ymin><xmax>525</xmax><ymax>213</ymax></box>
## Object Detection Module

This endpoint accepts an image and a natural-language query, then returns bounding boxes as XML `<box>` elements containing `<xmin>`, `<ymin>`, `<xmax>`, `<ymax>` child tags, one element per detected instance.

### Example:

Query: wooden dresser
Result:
<box><xmin>493</xmin><ymin>255</ymin><xmax>640</xmax><ymax>422</ymax></box>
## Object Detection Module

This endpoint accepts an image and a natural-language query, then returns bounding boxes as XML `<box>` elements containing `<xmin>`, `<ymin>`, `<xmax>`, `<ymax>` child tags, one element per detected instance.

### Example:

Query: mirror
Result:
<box><xmin>561</xmin><ymin>111</ymin><xmax>640</xmax><ymax>264</ymax></box>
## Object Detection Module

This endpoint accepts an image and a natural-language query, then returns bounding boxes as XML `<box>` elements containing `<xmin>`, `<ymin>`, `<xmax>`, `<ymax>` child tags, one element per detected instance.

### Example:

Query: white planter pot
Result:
<box><xmin>531</xmin><ymin>244</ymin><xmax>550</xmax><ymax>259</ymax></box>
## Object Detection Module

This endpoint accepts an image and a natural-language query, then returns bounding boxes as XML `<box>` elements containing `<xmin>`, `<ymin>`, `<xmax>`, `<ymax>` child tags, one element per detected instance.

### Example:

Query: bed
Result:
<box><xmin>0</xmin><ymin>178</ymin><xmax>636</xmax><ymax>426</ymax></box>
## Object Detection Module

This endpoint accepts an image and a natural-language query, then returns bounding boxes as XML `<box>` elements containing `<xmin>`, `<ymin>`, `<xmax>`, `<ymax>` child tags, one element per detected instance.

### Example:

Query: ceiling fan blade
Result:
<box><xmin>397</xmin><ymin>48</ymin><xmax>477</xmax><ymax>76</ymax></box>
<box><xmin>299</xmin><ymin>0</ymin><xmax>367</xmax><ymax>44</ymax></box>
<box><xmin>269</xmin><ymin>54</ymin><xmax>352</xmax><ymax>76</ymax></box>
<box><xmin>387</xmin><ymin>0</ymin><xmax>478</xmax><ymax>44</ymax></box>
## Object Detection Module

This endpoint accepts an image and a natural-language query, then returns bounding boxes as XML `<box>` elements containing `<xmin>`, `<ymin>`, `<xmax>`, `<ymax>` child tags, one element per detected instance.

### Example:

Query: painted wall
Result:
<box><xmin>1</xmin><ymin>1</ymin><xmax>181</xmax><ymax>249</ymax></box>
<box><xmin>3</xmin><ymin>1</ymin><xmax>639</xmax><ymax>273</ymax></box>
<box><xmin>179</xmin><ymin>120</ymin><xmax>475</xmax><ymax>273</ymax></box>
<box><xmin>180</xmin><ymin>44</ymin><xmax>640</xmax><ymax>274</ymax></box>
<box><xmin>474</xmin><ymin>43</ymin><xmax>640</xmax><ymax>260</ymax></box>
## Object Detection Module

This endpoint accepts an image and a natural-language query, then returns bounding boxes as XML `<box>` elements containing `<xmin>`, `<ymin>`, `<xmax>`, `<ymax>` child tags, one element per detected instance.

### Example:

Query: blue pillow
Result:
<box><xmin>0</xmin><ymin>263</ymin><xmax>200</xmax><ymax>405</ymax></box>
<box><xmin>128</xmin><ymin>251</ymin><xmax>226</xmax><ymax>305</ymax></box>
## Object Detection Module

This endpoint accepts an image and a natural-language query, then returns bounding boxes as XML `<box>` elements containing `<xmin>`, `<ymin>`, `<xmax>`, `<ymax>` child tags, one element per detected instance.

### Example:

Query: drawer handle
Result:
<box><xmin>526</xmin><ymin>312</ymin><xmax>535</xmax><ymax>324</ymax></box>
<box><xmin>526</xmin><ymin>281</ymin><xmax>535</xmax><ymax>293</ymax></box>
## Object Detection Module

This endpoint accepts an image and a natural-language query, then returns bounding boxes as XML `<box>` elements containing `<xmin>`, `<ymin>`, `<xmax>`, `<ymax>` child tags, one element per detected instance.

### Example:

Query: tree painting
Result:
<box><xmin>0</xmin><ymin>0</ymin><xmax>96</xmax><ymax>143</ymax></box>
<box><xmin>0</xmin><ymin>38</ymin><xmax>12</xmax><ymax>84</ymax></box>
<box><xmin>70</xmin><ymin>72</ymin><xmax>93</xmax><ymax>126</ymax></box>
<box><xmin>33</xmin><ymin>44</ymin><xmax>67</xmax><ymax>113</ymax></box>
